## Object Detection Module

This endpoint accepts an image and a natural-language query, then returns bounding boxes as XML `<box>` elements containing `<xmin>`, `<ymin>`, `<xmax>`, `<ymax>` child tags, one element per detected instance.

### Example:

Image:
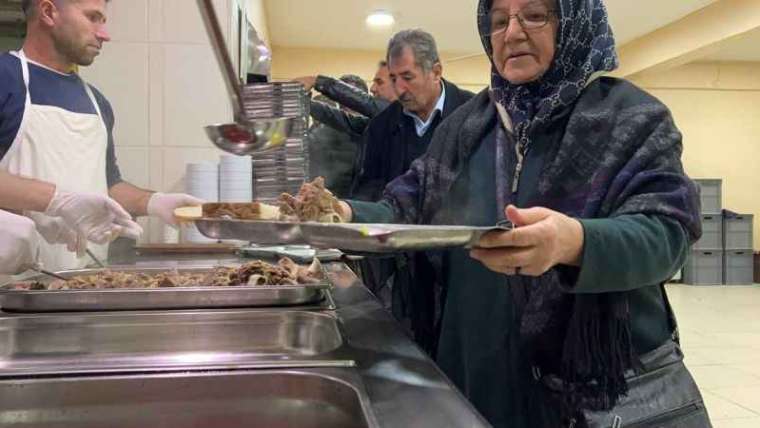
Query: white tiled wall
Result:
<box><xmin>80</xmin><ymin>0</ymin><xmax>241</xmax><ymax>242</ymax></box>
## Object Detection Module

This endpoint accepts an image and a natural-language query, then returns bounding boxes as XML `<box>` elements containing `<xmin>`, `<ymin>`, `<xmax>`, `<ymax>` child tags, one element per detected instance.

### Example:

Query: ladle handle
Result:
<box><xmin>197</xmin><ymin>0</ymin><xmax>246</xmax><ymax>120</ymax></box>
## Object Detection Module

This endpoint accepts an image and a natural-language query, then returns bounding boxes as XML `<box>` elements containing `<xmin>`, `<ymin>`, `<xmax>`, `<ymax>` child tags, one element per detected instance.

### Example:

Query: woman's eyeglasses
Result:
<box><xmin>487</xmin><ymin>7</ymin><xmax>556</xmax><ymax>37</ymax></box>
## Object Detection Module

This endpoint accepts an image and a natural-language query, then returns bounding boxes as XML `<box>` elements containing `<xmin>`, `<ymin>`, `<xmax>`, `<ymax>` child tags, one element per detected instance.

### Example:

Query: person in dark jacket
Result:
<box><xmin>353</xmin><ymin>29</ymin><xmax>475</xmax><ymax>201</ymax></box>
<box><xmin>337</xmin><ymin>0</ymin><xmax>712</xmax><ymax>427</ymax></box>
<box><xmin>295</xmin><ymin>61</ymin><xmax>396</xmax><ymax>138</ymax></box>
<box><xmin>305</xmin><ymin>75</ymin><xmax>368</xmax><ymax>198</ymax></box>
<box><xmin>352</xmin><ymin>29</ymin><xmax>476</xmax><ymax>353</ymax></box>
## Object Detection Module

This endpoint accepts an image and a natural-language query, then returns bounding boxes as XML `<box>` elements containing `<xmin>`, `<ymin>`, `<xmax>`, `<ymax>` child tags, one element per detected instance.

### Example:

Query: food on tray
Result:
<box><xmin>277</xmin><ymin>177</ymin><xmax>343</xmax><ymax>223</ymax></box>
<box><xmin>203</xmin><ymin>202</ymin><xmax>280</xmax><ymax>220</ymax></box>
<box><xmin>173</xmin><ymin>205</ymin><xmax>203</xmax><ymax>220</ymax></box>
<box><xmin>173</xmin><ymin>203</ymin><xmax>280</xmax><ymax>221</ymax></box>
<box><xmin>5</xmin><ymin>258</ymin><xmax>324</xmax><ymax>291</ymax></box>
<box><xmin>173</xmin><ymin>177</ymin><xmax>344</xmax><ymax>223</ymax></box>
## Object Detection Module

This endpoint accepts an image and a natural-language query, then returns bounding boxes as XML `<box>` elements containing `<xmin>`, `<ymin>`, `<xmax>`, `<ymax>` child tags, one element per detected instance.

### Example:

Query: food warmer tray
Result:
<box><xmin>0</xmin><ymin>266</ymin><xmax>333</xmax><ymax>312</ymax></box>
<box><xmin>195</xmin><ymin>219</ymin><xmax>512</xmax><ymax>252</ymax></box>
<box><xmin>0</xmin><ymin>310</ymin><xmax>353</xmax><ymax>377</ymax></box>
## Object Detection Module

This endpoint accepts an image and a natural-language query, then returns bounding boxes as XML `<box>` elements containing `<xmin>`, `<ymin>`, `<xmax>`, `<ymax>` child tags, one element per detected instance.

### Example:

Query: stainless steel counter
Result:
<box><xmin>0</xmin><ymin>254</ymin><xmax>489</xmax><ymax>428</ymax></box>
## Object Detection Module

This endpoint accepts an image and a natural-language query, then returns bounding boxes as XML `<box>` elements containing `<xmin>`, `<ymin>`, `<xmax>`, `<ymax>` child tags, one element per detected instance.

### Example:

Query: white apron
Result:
<box><xmin>0</xmin><ymin>50</ymin><xmax>109</xmax><ymax>271</ymax></box>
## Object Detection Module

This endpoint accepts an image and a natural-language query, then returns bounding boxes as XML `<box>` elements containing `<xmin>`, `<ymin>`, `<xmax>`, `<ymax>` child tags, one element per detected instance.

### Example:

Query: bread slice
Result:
<box><xmin>173</xmin><ymin>205</ymin><xmax>203</xmax><ymax>222</ymax></box>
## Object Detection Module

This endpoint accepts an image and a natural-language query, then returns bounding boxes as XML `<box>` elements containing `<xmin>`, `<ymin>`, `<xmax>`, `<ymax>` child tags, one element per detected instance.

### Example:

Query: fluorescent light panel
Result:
<box><xmin>366</xmin><ymin>10</ymin><xmax>394</xmax><ymax>27</ymax></box>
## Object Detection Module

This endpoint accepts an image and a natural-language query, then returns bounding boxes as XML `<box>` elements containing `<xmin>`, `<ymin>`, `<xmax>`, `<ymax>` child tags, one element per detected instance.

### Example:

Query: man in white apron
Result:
<box><xmin>0</xmin><ymin>210</ymin><xmax>39</xmax><ymax>276</ymax></box>
<box><xmin>0</xmin><ymin>0</ymin><xmax>202</xmax><ymax>271</ymax></box>
<box><xmin>0</xmin><ymin>171</ymin><xmax>143</xmax><ymax>275</ymax></box>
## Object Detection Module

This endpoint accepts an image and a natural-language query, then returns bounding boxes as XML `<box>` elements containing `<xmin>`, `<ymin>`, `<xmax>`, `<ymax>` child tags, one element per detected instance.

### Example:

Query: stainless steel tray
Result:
<box><xmin>300</xmin><ymin>222</ymin><xmax>512</xmax><ymax>252</ymax></box>
<box><xmin>196</xmin><ymin>219</ymin><xmax>302</xmax><ymax>244</ymax></box>
<box><xmin>195</xmin><ymin>219</ymin><xmax>512</xmax><ymax>252</ymax></box>
<box><xmin>240</xmin><ymin>245</ymin><xmax>344</xmax><ymax>263</ymax></box>
<box><xmin>0</xmin><ymin>368</ymin><xmax>377</xmax><ymax>427</ymax></box>
<box><xmin>0</xmin><ymin>310</ymin><xmax>353</xmax><ymax>377</ymax></box>
<box><xmin>0</xmin><ymin>266</ymin><xmax>332</xmax><ymax>312</ymax></box>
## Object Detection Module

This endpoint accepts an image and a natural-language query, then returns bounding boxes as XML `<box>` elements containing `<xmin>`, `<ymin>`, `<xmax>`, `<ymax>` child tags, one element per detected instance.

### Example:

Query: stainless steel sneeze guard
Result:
<box><xmin>195</xmin><ymin>219</ymin><xmax>512</xmax><ymax>252</ymax></box>
<box><xmin>0</xmin><ymin>266</ymin><xmax>333</xmax><ymax>312</ymax></box>
<box><xmin>0</xmin><ymin>310</ymin><xmax>353</xmax><ymax>377</ymax></box>
<box><xmin>0</xmin><ymin>369</ymin><xmax>378</xmax><ymax>428</ymax></box>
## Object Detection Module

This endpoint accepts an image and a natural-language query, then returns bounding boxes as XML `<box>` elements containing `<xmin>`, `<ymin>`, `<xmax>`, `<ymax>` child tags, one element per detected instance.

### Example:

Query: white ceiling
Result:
<box><xmin>264</xmin><ymin>0</ymin><xmax>719</xmax><ymax>54</ymax></box>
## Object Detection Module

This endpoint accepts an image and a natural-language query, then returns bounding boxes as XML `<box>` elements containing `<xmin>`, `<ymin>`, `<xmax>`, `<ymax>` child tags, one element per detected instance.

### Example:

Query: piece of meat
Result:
<box><xmin>7</xmin><ymin>258</ymin><xmax>324</xmax><ymax>290</ymax></box>
<box><xmin>274</xmin><ymin>177</ymin><xmax>344</xmax><ymax>223</ymax></box>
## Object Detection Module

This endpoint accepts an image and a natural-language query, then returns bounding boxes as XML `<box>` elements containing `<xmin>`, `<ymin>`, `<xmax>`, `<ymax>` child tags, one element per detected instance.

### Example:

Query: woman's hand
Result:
<box><xmin>336</xmin><ymin>200</ymin><xmax>353</xmax><ymax>223</ymax></box>
<box><xmin>470</xmin><ymin>205</ymin><xmax>584</xmax><ymax>276</ymax></box>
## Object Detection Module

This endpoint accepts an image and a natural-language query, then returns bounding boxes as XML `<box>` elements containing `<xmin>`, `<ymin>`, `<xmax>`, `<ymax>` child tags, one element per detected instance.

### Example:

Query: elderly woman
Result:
<box><xmin>339</xmin><ymin>0</ymin><xmax>712</xmax><ymax>427</ymax></box>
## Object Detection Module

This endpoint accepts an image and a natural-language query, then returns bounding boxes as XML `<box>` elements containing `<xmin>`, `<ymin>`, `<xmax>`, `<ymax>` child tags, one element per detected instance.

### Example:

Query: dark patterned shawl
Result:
<box><xmin>381</xmin><ymin>0</ymin><xmax>702</xmax><ymax>420</ymax></box>
<box><xmin>480</xmin><ymin>0</ymin><xmax>618</xmax><ymax>149</ymax></box>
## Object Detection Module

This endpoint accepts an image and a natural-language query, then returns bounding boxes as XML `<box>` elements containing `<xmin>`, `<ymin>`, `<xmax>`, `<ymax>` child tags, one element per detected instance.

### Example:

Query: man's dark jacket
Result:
<box><xmin>353</xmin><ymin>79</ymin><xmax>475</xmax><ymax>201</ymax></box>
<box><xmin>310</xmin><ymin>75</ymin><xmax>390</xmax><ymax>138</ymax></box>
<box><xmin>350</xmin><ymin>79</ymin><xmax>474</xmax><ymax>354</ymax></box>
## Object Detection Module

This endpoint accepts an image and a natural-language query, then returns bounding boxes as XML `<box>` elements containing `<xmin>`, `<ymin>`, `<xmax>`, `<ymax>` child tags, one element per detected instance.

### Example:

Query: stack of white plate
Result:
<box><xmin>183</xmin><ymin>161</ymin><xmax>219</xmax><ymax>243</ymax></box>
<box><xmin>241</xmin><ymin>82</ymin><xmax>309</xmax><ymax>202</ymax></box>
<box><xmin>185</xmin><ymin>161</ymin><xmax>219</xmax><ymax>201</ymax></box>
<box><xmin>180</xmin><ymin>222</ymin><xmax>217</xmax><ymax>244</ymax></box>
<box><xmin>219</xmin><ymin>154</ymin><xmax>253</xmax><ymax>202</ymax></box>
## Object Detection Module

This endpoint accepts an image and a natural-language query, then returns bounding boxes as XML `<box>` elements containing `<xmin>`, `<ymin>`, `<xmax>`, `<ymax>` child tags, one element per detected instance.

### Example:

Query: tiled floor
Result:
<box><xmin>668</xmin><ymin>283</ymin><xmax>760</xmax><ymax>428</ymax></box>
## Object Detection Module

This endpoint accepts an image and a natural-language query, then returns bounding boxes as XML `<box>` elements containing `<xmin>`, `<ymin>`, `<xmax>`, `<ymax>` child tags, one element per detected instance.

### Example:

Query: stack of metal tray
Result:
<box><xmin>0</xmin><ymin>266</ymin><xmax>335</xmax><ymax>313</ymax></box>
<box><xmin>195</xmin><ymin>220</ymin><xmax>513</xmax><ymax>252</ymax></box>
<box><xmin>241</xmin><ymin>82</ymin><xmax>310</xmax><ymax>201</ymax></box>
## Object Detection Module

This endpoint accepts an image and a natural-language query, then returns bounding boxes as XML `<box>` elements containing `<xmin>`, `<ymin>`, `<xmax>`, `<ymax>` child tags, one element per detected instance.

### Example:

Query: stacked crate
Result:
<box><xmin>683</xmin><ymin>179</ymin><xmax>756</xmax><ymax>285</ymax></box>
<box><xmin>683</xmin><ymin>179</ymin><xmax>723</xmax><ymax>285</ymax></box>
<box><xmin>723</xmin><ymin>212</ymin><xmax>754</xmax><ymax>284</ymax></box>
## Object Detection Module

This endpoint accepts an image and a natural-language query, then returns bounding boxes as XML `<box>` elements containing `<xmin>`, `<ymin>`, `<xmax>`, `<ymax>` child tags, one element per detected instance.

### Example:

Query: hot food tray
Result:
<box><xmin>195</xmin><ymin>219</ymin><xmax>512</xmax><ymax>252</ymax></box>
<box><xmin>0</xmin><ymin>266</ymin><xmax>332</xmax><ymax>312</ymax></box>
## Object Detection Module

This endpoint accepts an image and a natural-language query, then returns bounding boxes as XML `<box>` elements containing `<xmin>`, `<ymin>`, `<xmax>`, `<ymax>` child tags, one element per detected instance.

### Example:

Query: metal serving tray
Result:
<box><xmin>0</xmin><ymin>368</ymin><xmax>377</xmax><ymax>427</ymax></box>
<box><xmin>196</xmin><ymin>219</ymin><xmax>302</xmax><ymax>244</ymax></box>
<box><xmin>240</xmin><ymin>245</ymin><xmax>344</xmax><ymax>263</ymax></box>
<box><xmin>0</xmin><ymin>310</ymin><xmax>353</xmax><ymax>377</ymax></box>
<box><xmin>0</xmin><ymin>266</ymin><xmax>332</xmax><ymax>312</ymax></box>
<box><xmin>195</xmin><ymin>219</ymin><xmax>512</xmax><ymax>252</ymax></box>
<box><xmin>300</xmin><ymin>222</ymin><xmax>512</xmax><ymax>252</ymax></box>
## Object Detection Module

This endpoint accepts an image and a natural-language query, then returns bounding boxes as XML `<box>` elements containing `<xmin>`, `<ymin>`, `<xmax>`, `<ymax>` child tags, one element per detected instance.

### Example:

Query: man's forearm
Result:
<box><xmin>315</xmin><ymin>75</ymin><xmax>386</xmax><ymax>118</ymax></box>
<box><xmin>0</xmin><ymin>171</ymin><xmax>56</xmax><ymax>212</ymax></box>
<box><xmin>109</xmin><ymin>182</ymin><xmax>154</xmax><ymax>216</ymax></box>
<box><xmin>310</xmin><ymin>101</ymin><xmax>366</xmax><ymax>138</ymax></box>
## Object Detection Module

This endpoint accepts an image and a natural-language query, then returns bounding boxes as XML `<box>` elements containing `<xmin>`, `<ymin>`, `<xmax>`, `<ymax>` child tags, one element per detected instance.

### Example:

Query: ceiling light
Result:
<box><xmin>366</xmin><ymin>11</ymin><xmax>395</xmax><ymax>28</ymax></box>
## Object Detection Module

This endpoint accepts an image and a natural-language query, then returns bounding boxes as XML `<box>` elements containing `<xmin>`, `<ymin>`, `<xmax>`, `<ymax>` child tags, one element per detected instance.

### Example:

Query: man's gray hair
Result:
<box><xmin>386</xmin><ymin>29</ymin><xmax>440</xmax><ymax>73</ymax></box>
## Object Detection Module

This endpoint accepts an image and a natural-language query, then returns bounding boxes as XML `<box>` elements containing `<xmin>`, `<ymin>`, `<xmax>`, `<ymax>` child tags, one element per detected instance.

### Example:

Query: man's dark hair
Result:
<box><xmin>378</xmin><ymin>60</ymin><xmax>388</xmax><ymax>68</ymax></box>
<box><xmin>21</xmin><ymin>0</ymin><xmax>33</xmax><ymax>16</ymax></box>
<box><xmin>339</xmin><ymin>74</ymin><xmax>368</xmax><ymax>93</ymax></box>
<box><xmin>23</xmin><ymin>0</ymin><xmax>111</xmax><ymax>18</ymax></box>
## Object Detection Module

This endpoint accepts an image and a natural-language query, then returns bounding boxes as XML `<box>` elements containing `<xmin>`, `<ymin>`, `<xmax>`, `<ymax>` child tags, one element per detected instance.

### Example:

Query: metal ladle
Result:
<box><xmin>197</xmin><ymin>0</ymin><xmax>297</xmax><ymax>154</ymax></box>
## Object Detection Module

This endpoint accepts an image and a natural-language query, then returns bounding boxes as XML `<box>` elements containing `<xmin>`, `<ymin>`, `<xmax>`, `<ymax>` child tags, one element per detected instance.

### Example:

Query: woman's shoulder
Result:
<box><xmin>582</xmin><ymin>76</ymin><xmax>667</xmax><ymax>111</ymax></box>
<box><xmin>441</xmin><ymin>88</ymin><xmax>493</xmax><ymax>125</ymax></box>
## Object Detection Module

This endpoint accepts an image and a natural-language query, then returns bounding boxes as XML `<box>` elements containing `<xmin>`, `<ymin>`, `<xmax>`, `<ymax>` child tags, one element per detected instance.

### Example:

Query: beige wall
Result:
<box><xmin>246</xmin><ymin>0</ymin><xmax>270</xmax><ymax>44</ymax></box>
<box><xmin>80</xmin><ymin>0</ymin><xmax>236</xmax><ymax>243</ymax></box>
<box><xmin>271</xmin><ymin>46</ymin><xmax>490</xmax><ymax>94</ymax></box>
<box><xmin>0</xmin><ymin>36</ymin><xmax>22</xmax><ymax>52</ymax></box>
<box><xmin>631</xmin><ymin>62</ymin><xmax>760</xmax><ymax>247</ymax></box>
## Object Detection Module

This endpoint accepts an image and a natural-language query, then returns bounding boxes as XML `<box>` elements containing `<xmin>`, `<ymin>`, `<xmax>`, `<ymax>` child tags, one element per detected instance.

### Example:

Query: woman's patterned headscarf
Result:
<box><xmin>478</xmin><ymin>0</ymin><xmax>618</xmax><ymax>146</ymax></box>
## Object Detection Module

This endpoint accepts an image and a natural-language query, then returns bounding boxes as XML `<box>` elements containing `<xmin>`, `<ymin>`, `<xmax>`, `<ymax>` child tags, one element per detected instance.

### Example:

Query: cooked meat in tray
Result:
<box><xmin>7</xmin><ymin>258</ymin><xmax>323</xmax><ymax>291</ymax></box>
<box><xmin>1</xmin><ymin>258</ymin><xmax>331</xmax><ymax>312</ymax></box>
